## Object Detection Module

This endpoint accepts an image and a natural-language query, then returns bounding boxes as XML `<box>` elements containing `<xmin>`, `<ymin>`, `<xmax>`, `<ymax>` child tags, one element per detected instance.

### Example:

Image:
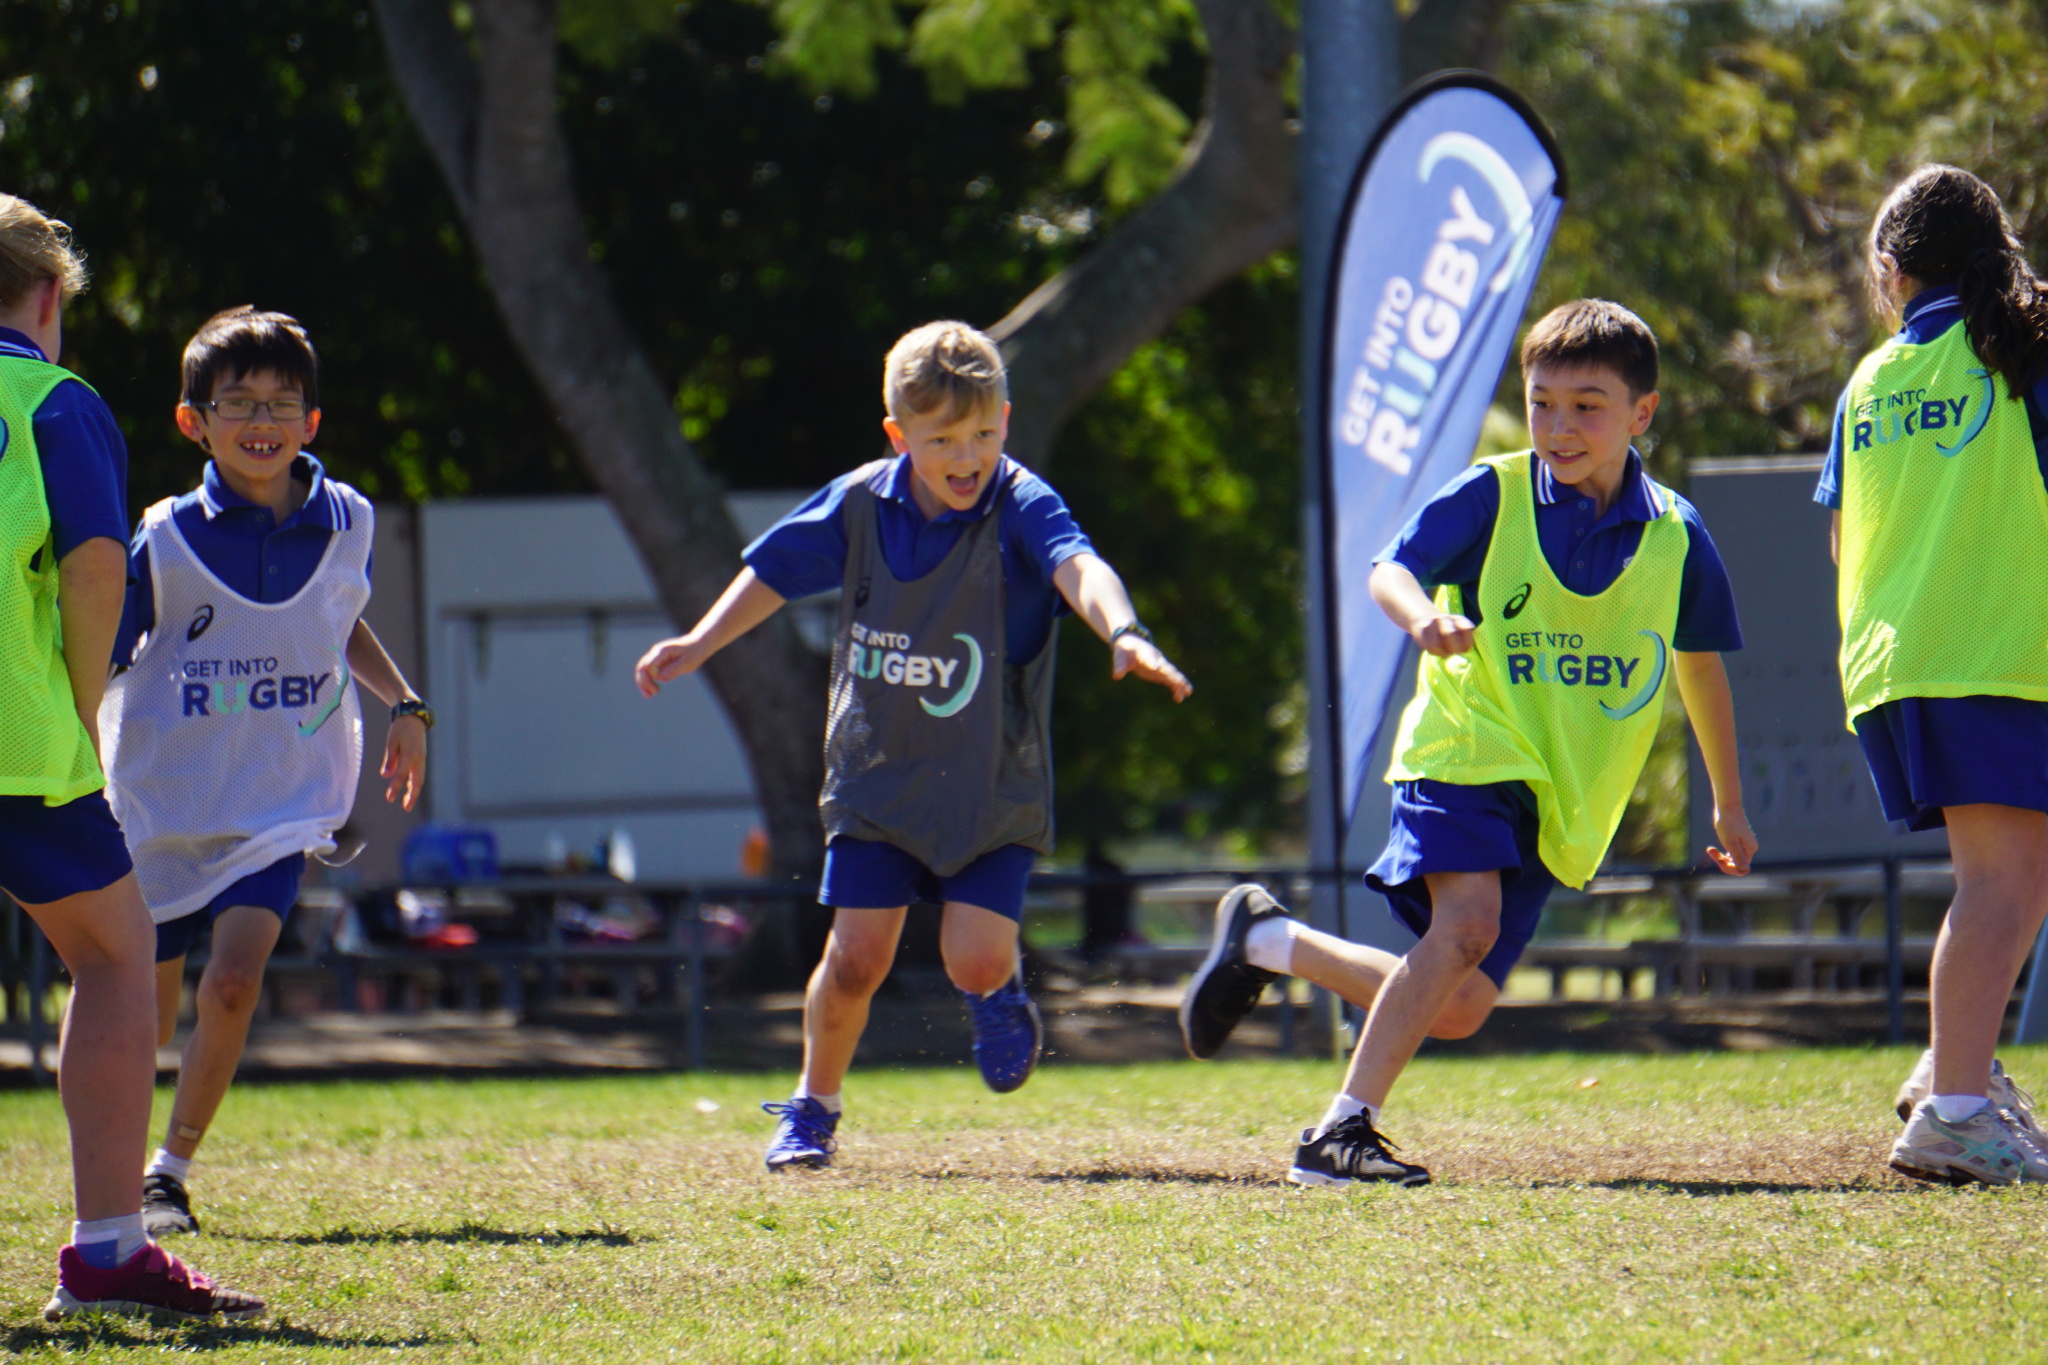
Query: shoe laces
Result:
<box><xmin>1319</xmin><ymin>1113</ymin><xmax>1404</xmax><ymax>1173</ymax></box>
<box><xmin>760</xmin><ymin>1099</ymin><xmax>837</xmax><ymax>1151</ymax></box>
<box><xmin>1996</xmin><ymin>1068</ymin><xmax>2039</xmax><ymax>1121</ymax></box>
<box><xmin>966</xmin><ymin>981</ymin><xmax>1030</xmax><ymax>1042</ymax></box>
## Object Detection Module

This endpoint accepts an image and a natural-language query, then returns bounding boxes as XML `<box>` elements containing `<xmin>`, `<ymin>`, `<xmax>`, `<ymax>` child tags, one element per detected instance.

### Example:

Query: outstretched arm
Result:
<box><xmin>634</xmin><ymin>568</ymin><xmax>787</xmax><ymax>698</ymax></box>
<box><xmin>347</xmin><ymin>618</ymin><xmax>427</xmax><ymax>810</ymax></box>
<box><xmin>1673</xmin><ymin>650</ymin><xmax>1756</xmax><ymax>875</ymax></box>
<box><xmin>1051</xmin><ymin>553</ymin><xmax>1191</xmax><ymax>702</ymax></box>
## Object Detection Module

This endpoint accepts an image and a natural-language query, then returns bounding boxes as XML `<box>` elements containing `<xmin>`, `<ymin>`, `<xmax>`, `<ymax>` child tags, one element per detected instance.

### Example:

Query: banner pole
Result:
<box><xmin>1300</xmin><ymin>0</ymin><xmax>1396</xmax><ymax>1058</ymax></box>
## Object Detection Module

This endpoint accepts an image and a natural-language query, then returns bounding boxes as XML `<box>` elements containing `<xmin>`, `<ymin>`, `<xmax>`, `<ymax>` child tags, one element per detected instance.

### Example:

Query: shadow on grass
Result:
<box><xmin>1543</xmin><ymin>1178</ymin><xmax>1904</xmax><ymax>1196</ymax></box>
<box><xmin>1023</xmin><ymin>1168</ymin><xmax>1276</xmax><ymax>1187</ymax></box>
<box><xmin>5</xmin><ymin>1320</ymin><xmax>451</xmax><ymax>1352</ymax></box>
<box><xmin>230</xmin><ymin>1220</ymin><xmax>633</xmax><ymax>1248</ymax></box>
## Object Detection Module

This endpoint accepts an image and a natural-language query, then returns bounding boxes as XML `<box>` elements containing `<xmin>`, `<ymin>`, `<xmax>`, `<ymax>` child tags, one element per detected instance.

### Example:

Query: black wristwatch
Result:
<box><xmin>1108</xmin><ymin>622</ymin><xmax>1153</xmax><ymax>645</ymax></box>
<box><xmin>391</xmin><ymin>699</ymin><xmax>435</xmax><ymax>730</ymax></box>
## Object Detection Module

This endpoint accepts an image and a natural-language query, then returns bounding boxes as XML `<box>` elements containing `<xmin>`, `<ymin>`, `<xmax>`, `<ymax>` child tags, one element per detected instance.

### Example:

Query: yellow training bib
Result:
<box><xmin>0</xmin><ymin>354</ymin><xmax>105</xmax><ymax>805</ymax></box>
<box><xmin>1386</xmin><ymin>452</ymin><xmax>1688</xmax><ymax>887</ymax></box>
<box><xmin>1836</xmin><ymin>320</ymin><xmax>2048</xmax><ymax>725</ymax></box>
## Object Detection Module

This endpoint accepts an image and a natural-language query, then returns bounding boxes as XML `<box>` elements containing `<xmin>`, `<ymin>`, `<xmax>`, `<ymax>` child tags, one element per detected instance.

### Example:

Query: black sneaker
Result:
<box><xmin>1287</xmin><ymin>1113</ymin><xmax>1432</xmax><ymax>1187</ymax></box>
<box><xmin>1178</xmin><ymin>884</ymin><xmax>1286</xmax><ymax>1059</ymax></box>
<box><xmin>141</xmin><ymin>1172</ymin><xmax>200</xmax><ymax>1236</ymax></box>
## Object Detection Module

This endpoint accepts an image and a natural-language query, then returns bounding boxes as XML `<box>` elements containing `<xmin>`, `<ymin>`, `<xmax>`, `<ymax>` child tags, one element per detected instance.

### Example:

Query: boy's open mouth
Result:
<box><xmin>947</xmin><ymin>472</ymin><xmax>980</xmax><ymax>499</ymax></box>
<box><xmin>240</xmin><ymin>439</ymin><xmax>285</xmax><ymax>459</ymax></box>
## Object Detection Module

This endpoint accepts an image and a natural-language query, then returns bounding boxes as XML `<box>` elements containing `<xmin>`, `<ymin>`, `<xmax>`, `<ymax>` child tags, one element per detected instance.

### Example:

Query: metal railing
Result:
<box><xmin>7</xmin><ymin>855</ymin><xmax>2044</xmax><ymax>1083</ymax></box>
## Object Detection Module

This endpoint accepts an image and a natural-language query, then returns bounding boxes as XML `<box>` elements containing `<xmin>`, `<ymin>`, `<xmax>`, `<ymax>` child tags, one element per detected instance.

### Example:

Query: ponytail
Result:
<box><xmin>1871</xmin><ymin>164</ymin><xmax>2048</xmax><ymax>400</ymax></box>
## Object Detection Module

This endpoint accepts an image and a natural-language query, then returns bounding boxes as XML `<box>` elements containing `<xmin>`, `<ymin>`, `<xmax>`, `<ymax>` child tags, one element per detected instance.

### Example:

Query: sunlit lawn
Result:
<box><xmin>4</xmin><ymin>1048</ymin><xmax>2045</xmax><ymax>1361</ymax></box>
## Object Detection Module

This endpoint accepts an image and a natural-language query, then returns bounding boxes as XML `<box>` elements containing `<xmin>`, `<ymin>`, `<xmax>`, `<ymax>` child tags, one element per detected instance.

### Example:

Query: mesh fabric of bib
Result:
<box><xmin>819</xmin><ymin>462</ymin><xmax>1055</xmax><ymax>877</ymax></box>
<box><xmin>101</xmin><ymin>489</ymin><xmax>371</xmax><ymax>922</ymax></box>
<box><xmin>0</xmin><ymin>355</ymin><xmax>105</xmax><ymax>805</ymax></box>
<box><xmin>1836</xmin><ymin>322</ymin><xmax>2048</xmax><ymax>725</ymax></box>
<box><xmin>1386</xmin><ymin>452</ymin><xmax>1686</xmax><ymax>888</ymax></box>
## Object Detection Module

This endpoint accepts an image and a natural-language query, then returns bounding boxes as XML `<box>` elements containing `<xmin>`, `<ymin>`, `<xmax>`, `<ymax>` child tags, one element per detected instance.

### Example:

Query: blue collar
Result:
<box><xmin>881</xmin><ymin>452</ymin><xmax>1008</xmax><ymax>525</ymax></box>
<box><xmin>198</xmin><ymin>454</ymin><xmax>346</xmax><ymax>530</ymax></box>
<box><xmin>1899</xmin><ymin>285</ymin><xmax>1963</xmax><ymax>345</ymax></box>
<box><xmin>1533</xmin><ymin>448</ymin><xmax>1665</xmax><ymax>521</ymax></box>
<box><xmin>0</xmin><ymin>327</ymin><xmax>49</xmax><ymax>363</ymax></box>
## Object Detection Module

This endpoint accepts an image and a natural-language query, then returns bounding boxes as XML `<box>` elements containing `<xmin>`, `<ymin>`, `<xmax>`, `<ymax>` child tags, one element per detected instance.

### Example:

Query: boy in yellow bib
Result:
<box><xmin>1180</xmin><ymin>301</ymin><xmax>1756</xmax><ymax>1185</ymax></box>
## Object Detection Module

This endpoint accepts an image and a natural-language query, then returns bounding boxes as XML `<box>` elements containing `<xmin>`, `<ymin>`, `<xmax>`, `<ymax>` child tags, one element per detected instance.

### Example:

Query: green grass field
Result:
<box><xmin>4</xmin><ymin>1047</ymin><xmax>2046</xmax><ymax>1362</ymax></box>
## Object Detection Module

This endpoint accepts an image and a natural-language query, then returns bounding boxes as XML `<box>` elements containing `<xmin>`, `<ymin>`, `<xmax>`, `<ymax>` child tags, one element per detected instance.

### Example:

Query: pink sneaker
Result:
<box><xmin>42</xmin><ymin>1242</ymin><xmax>265</xmax><ymax>1323</ymax></box>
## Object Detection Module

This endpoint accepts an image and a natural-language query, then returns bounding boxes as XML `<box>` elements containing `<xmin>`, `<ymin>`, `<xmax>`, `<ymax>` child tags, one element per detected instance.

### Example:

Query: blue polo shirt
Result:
<box><xmin>0</xmin><ymin>328</ymin><xmax>129</xmax><ymax>564</ymax></box>
<box><xmin>743</xmin><ymin>454</ymin><xmax>1094</xmax><ymax>665</ymax></box>
<box><xmin>114</xmin><ymin>454</ymin><xmax>367</xmax><ymax>667</ymax></box>
<box><xmin>1375</xmin><ymin>449</ymin><xmax>1744</xmax><ymax>653</ymax></box>
<box><xmin>1814</xmin><ymin>285</ymin><xmax>2048</xmax><ymax>509</ymax></box>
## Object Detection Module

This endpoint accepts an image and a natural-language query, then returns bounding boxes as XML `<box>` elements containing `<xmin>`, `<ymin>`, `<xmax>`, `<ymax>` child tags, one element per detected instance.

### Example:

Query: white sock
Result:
<box><xmin>1314</xmin><ymin>1093</ymin><xmax>1377</xmax><ymax>1138</ymax></box>
<box><xmin>147</xmin><ymin>1148</ymin><xmax>192</xmax><ymax>1182</ymax></box>
<box><xmin>1244</xmin><ymin>917</ymin><xmax>1299</xmax><ymax>975</ymax></box>
<box><xmin>1931</xmin><ymin>1093</ymin><xmax>1990</xmax><ymax>1124</ymax></box>
<box><xmin>795</xmin><ymin>1087</ymin><xmax>843</xmax><ymax>1114</ymax></box>
<box><xmin>71</xmin><ymin>1213</ymin><xmax>148</xmax><ymax>1268</ymax></box>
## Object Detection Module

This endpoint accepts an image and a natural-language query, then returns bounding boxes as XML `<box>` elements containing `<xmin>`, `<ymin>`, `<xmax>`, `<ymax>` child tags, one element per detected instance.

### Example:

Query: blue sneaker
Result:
<box><xmin>760</xmin><ymin>1097</ymin><xmax>839</xmax><ymax>1171</ymax></box>
<box><xmin>964</xmin><ymin>976</ymin><xmax>1043</xmax><ymax>1094</ymax></box>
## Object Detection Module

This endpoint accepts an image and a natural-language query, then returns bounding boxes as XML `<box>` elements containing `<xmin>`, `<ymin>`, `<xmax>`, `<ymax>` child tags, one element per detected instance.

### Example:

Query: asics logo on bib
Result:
<box><xmin>1501</xmin><ymin>628</ymin><xmax>1668</xmax><ymax>721</ymax></box>
<box><xmin>1501</xmin><ymin>583</ymin><xmax>1532</xmax><ymax>620</ymax></box>
<box><xmin>845</xmin><ymin>622</ymin><xmax>984</xmax><ymax>719</ymax></box>
<box><xmin>1848</xmin><ymin>367</ymin><xmax>1995</xmax><ymax>456</ymax></box>
<box><xmin>187</xmin><ymin>604</ymin><xmax>215</xmax><ymax>641</ymax></box>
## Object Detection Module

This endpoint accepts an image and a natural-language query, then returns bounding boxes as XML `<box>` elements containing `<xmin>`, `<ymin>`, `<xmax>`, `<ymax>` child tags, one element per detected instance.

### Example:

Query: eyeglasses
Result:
<box><xmin>198</xmin><ymin>398</ymin><xmax>308</xmax><ymax>422</ymax></box>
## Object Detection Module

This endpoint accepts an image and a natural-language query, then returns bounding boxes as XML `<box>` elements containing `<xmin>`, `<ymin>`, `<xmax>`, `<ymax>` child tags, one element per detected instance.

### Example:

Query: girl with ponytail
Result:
<box><xmin>1819</xmin><ymin>165</ymin><xmax>2048</xmax><ymax>1186</ymax></box>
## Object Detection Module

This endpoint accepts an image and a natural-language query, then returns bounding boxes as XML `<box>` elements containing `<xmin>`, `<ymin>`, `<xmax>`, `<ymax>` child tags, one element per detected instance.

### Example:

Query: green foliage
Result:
<box><xmin>765</xmin><ymin>0</ymin><xmax>1205</xmax><ymax>207</ymax></box>
<box><xmin>1501</xmin><ymin>0</ymin><xmax>2048</xmax><ymax>475</ymax></box>
<box><xmin>1052</xmin><ymin>260</ymin><xmax>1303</xmax><ymax>845</ymax></box>
<box><xmin>0</xmin><ymin>0</ymin><xmax>575</xmax><ymax>507</ymax></box>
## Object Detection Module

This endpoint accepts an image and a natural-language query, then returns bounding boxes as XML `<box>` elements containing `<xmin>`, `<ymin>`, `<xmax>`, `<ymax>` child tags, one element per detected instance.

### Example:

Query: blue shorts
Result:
<box><xmin>155</xmin><ymin>854</ymin><xmax>305</xmax><ymax>963</ymax></box>
<box><xmin>1856</xmin><ymin>696</ymin><xmax>2048</xmax><ymax>833</ymax></box>
<box><xmin>1365</xmin><ymin>778</ymin><xmax>1558</xmax><ymax>990</ymax></box>
<box><xmin>0</xmin><ymin>790</ymin><xmax>133</xmax><ymax>905</ymax></box>
<box><xmin>820</xmin><ymin>838</ymin><xmax>1036</xmax><ymax>921</ymax></box>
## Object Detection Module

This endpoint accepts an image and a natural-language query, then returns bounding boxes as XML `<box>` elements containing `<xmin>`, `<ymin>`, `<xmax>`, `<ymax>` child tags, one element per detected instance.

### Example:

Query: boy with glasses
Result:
<box><xmin>101</xmin><ymin>307</ymin><xmax>430</xmax><ymax>1236</ymax></box>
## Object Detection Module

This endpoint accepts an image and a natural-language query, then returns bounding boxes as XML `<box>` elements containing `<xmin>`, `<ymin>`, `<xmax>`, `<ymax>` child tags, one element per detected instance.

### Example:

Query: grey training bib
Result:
<box><xmin>819</xmin><ymin>462</ymin><xmax>1055</xmax><ymax>877</ymax></box>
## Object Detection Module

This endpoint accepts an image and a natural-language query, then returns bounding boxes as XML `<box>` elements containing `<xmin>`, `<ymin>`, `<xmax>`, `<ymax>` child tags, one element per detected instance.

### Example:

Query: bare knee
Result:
<box><xmin>820</xmin><ymin>942</ymin><xmax>892</xmax><ymax>1000</ymax></box>
<box><xmin>1428</xmin><ymin>996</ymin><xmax>1494</xmax><ymax>1040</ymax></box>
<box><xmin>946</xmin><ymin>951</ymin><xmax>1013</xmax><ymax>997</ymax></box>
<box><xmin>1430</xmin><ymin>922</ymin><xmax>1498</xmax><ymax>972</ymax></box>
<box><xmin>198</xmin><ymin>966</ymin><xmax>265</xmax><ymax>1018</ymax></box>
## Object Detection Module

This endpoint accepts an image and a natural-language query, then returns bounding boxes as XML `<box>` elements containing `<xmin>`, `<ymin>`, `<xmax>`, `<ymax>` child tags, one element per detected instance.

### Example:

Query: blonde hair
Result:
<box><xmin>0</xmin><ymin>194</ymin><xmax>87</xmax><ymax>311</ymax></box>
<box><xmin>883</xmin><ymin>320</ymin><xmax>1006</xmax><ymax>422</ymax></box>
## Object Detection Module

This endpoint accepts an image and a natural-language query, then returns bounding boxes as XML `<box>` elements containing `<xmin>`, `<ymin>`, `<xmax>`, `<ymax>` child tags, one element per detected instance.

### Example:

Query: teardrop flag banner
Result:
<box><xmin>1320</xmin><ymin>72</ymin><xmax>1567</xmax><ymax>872</ymax></box>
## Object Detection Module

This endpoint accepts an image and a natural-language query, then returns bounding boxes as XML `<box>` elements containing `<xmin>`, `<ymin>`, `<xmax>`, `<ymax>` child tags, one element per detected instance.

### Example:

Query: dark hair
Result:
<box><xmin>1519</xmin><ymin>299</ymin><xmax>1658</xmax><ymax>397</ymax></box>
<box><xmin>180</xmin><ymin>306</ymin><xmax>319</xmax><ymax>408</ymax></box>
<box><xmin>1871</xmin><ymin>165</ymin><xmax>2048</xmax><ymax>399</ymax></box>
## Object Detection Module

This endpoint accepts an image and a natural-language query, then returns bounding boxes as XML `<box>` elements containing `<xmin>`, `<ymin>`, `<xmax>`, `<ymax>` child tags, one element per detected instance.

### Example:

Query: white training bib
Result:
<box><xmin>101</xmin><ymin>486</ymin><xmax>372</xmax><ymax>922</ymax></box>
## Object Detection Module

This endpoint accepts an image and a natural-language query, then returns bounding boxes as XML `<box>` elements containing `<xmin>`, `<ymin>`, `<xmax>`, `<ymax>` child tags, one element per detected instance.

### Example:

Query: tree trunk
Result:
<box><xmin>373</xmin><ymin>0</ymin><xmax>828</xmax><ymax>882</ymax></box>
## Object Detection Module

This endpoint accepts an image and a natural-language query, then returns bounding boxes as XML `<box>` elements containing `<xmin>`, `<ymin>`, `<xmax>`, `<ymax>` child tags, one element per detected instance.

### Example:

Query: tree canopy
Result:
<box><xmin>9</xmin><ymin>0</ymin><xmax>2048</xmax><ymax>860</ymax></box>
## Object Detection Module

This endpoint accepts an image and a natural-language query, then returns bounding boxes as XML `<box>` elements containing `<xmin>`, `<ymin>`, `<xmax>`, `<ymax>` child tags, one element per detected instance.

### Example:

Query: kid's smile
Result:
<box><xmin>946</xmin><ymin>471</ymin><xmax>982</xmax><ymax>499</ymax></box>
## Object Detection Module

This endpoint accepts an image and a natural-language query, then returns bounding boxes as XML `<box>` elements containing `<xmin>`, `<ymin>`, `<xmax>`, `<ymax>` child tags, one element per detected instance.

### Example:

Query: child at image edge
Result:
<box><xmin>101</xmin><ymin>307</ymin><xmax>430</xmax><ymax>1235</ymax></box>
<box><xmin>635</xmin><ymin>321</ymin><xmax>1191</xmax><ymax>1170</ymax></box>
<box><xmin>1827</xmin><ymin>166</ymin><xmax>2048</xmax><ymax>1185</ymax></box>
<box><xmin>0</xmin><ymin>196</ymin><xmax>262</xmax><ymax>1321</ymax></box>
<box><xmin>1180</xmin><ymin>299</ymin><xmax>1758</xmax><ymax>1186</ymax></box>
